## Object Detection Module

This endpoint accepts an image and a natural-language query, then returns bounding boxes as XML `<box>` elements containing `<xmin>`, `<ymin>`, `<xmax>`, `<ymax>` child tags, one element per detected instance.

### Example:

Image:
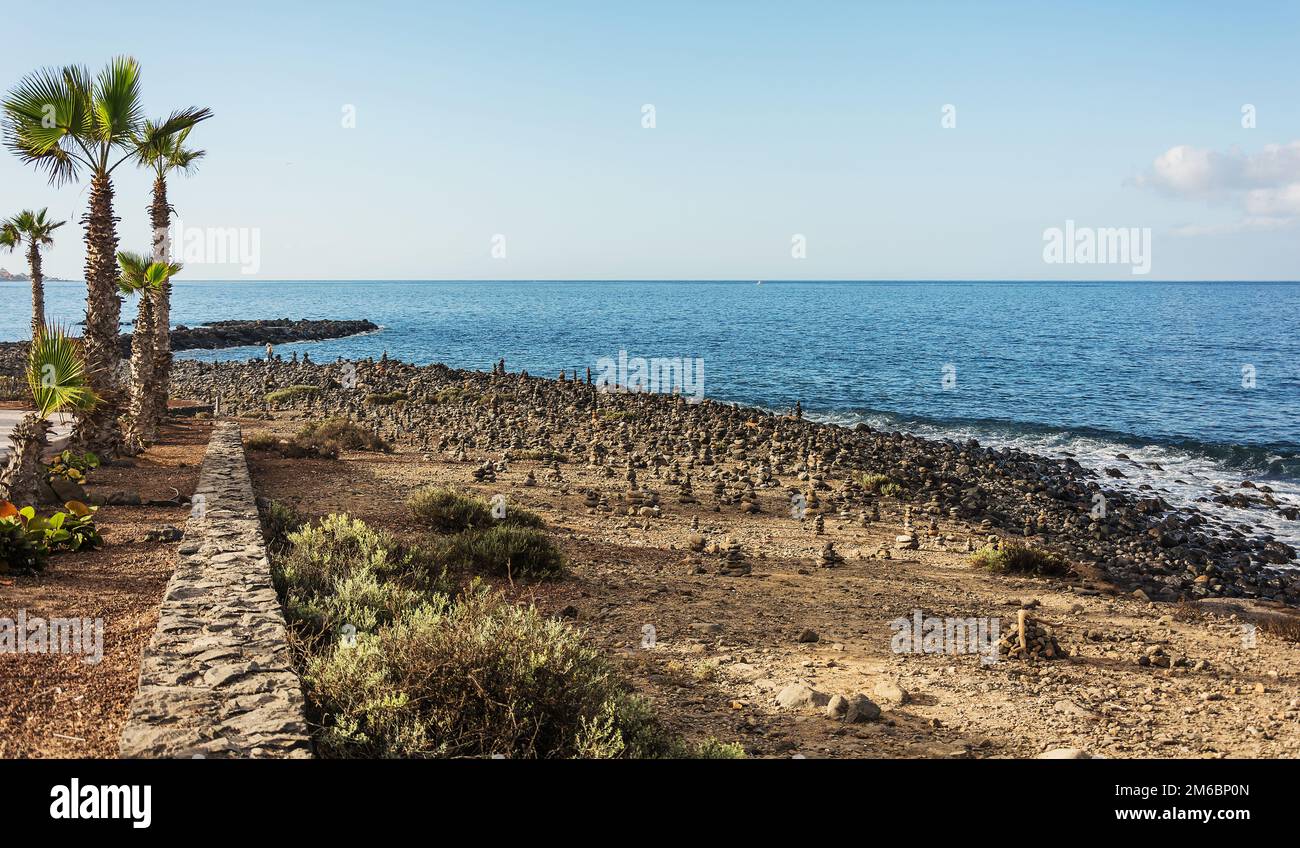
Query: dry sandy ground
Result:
<box><xmin>0</xmin><ymin>419</ymin><xmax>210</xmax><ymax>758</ymax></box>
<box><xmin>243</xmin><ymin>418</ymin><xmax>1300</xmax><ymax>759</ymax></box>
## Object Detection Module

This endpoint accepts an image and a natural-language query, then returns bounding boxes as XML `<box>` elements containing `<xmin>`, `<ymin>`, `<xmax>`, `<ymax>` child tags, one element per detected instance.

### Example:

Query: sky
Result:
<box><xmin>1</xmin><ymin>0</ymin><xmax>1298</xmax><ymax>281</ymax></box>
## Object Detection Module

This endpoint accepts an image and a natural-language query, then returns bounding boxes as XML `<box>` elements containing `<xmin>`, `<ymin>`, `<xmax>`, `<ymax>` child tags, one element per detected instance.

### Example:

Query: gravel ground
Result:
<box><xmin>0</xmin><ymin>419</ymin><xmax>210</xmax><ymax>758</ymax></box>
<box><xmin>243</xmin><ymin>415</ymin><xmax>1300</xmax><ymax>759</ymax></box>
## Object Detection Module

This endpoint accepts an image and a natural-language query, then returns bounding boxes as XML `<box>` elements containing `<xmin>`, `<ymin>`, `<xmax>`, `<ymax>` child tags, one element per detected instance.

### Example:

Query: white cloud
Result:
<box><xmin>1137</xmin><ymin>141</ymin><xmax>1300</xmax><ymax>234</ymax></box>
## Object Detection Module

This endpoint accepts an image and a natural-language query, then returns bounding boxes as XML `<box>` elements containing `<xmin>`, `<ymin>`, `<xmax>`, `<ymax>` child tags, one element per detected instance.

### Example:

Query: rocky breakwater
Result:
<box><xmin>170</xmin><ymin>354</ymin><xmax>1300</xmax><ymax>606</ymax></box>
<box><xmin>0</xmin><ymin>318</ymin><xmax>379</xmax><ymax>378</ymax></box>
<box><xmin>159</xmin><ymin>318</ymin><xmax>379</xmax><ymax>353</ymax></box>
<box><xmin>119</xmin><ymin>422</ymin><xmax>311</xmax><ymax>758</ymax></box>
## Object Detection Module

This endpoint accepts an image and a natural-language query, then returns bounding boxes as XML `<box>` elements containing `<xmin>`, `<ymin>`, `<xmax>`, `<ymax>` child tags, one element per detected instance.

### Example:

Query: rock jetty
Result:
<box><xmin>0</xmin><ymin>318</ymin><xmax>379</xmax><ymax>376</ymax></box>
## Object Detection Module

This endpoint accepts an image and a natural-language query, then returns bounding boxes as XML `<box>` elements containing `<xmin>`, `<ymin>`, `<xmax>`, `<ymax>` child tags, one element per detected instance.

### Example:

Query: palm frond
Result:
<box><xmin>0</xmin><ymin>208</ymin><xmax>66</xmax><ymax>246</ymax></box>
<box><xmin>170</xmin><ymin>145</ymin><xmax>205</xmax><ymax>175</ymax></box>
<box><xmin>32</xmin><ymin>207</ymin><xmax>66</xmax><ymax>242</ymax></box>
<box><xmin>151</xmin><ymin>106</ymin><xmax>212</xmax><ymax>140</ymax></box>
<box><xmin>116</xmin><ymin>250</ymin><xmax>152</xmax><ymax>293</ymax></box>
<box><xmin>27</xmin><ymin>323</ymin><xmax>98</xmax><ymax>419</ymax></box>
<box><xmin>144</xmin><ymin>260</ymin><xmax>183</xmax><ymax>288</ymax></box>
<box><xmin>134</xmin><ymin>107</ymin><xmax>211</xmax><ymax>175</ymax></box>
<box><xmin>1</xmin><ymin>65</ymin><xmax>93</xmax><ymax>185</ymax></box>
<box><xmin>92</xmin><ymin>56</ymin><xmax>145</xmax><ymax>148</ymax></box>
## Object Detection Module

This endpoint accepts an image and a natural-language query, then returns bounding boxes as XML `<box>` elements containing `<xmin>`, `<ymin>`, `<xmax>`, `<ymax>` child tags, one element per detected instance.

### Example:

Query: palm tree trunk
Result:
<box><xmin>122</xmin><ymin>291</ymin><xmax>157</xmax><ymax>455</ymax></box>
<box><xmin>149</xmin><ymin>176</ymin><xmax>172</xmax><ymax>435</ymax></box>
<box><xmin>27</xmin><ymin>242</ymin><xmax>44</xmax><ymax>340</ymax></box>
<box><xmin>0</xmin><ymin>413</ymin><xmax>50</xmax><ymax>507</ymax></box>
<box><xmin>71</xmin><ymin>172</ymin><xmax>123</xmax><ymax>456</ymax></box>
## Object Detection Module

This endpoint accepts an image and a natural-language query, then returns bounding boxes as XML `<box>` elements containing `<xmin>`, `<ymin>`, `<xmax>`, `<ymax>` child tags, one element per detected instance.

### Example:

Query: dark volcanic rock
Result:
<box><xmin>165</xmin><ymin>354</ymin><xmax>1300</xmax><ymax>607</ymax></box>
<box><xmin>0</xmin><ymin>319</ymin><xmax>379</xmax><ymax>377</ymax></box>
<box><xmin>160</xmin><ymin>318</ymin><xmax>379</xmax><ymax>353</ymax></box>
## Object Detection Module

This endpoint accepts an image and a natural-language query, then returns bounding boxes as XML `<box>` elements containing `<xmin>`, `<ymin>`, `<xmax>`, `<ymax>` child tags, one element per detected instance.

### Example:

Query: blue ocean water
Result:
<box><xmin>4</xmin><ymin>279</ymin><xmax>1299</xmax><ymax>543</ymax></box>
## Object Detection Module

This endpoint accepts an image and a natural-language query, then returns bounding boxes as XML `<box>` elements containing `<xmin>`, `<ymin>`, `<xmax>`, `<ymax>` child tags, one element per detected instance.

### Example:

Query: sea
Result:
<box><xmin>4</xmin><ymin>279</ymin><xmax>1299</xmax><ymax>551</ymax></box>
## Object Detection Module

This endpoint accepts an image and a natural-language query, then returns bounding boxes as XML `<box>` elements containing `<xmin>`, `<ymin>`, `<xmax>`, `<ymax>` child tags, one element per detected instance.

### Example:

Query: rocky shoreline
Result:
<box><xmin>0</xmin><ymin>318</ymin><xmax>378</xmax><ymax>377</ymax></box>
<box><xmin>171</xmin><ymin>354</ymin><xmax>1300</xmax><ymax>607</ymax></box>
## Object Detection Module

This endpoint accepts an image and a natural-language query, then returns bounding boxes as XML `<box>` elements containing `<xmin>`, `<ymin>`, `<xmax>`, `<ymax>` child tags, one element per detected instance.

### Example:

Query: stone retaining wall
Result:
<box><xmin>119</xmin><ymin>422</ymin><xmax>312</xmax><ymax>758</ymax></box>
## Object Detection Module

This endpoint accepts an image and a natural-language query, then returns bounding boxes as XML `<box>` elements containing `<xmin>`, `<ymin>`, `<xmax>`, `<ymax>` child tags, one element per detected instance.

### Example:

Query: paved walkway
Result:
<box><xmin>0</xmin><ymin>409</ymin><xmax>73</xmax><ymax>463</ymax></box>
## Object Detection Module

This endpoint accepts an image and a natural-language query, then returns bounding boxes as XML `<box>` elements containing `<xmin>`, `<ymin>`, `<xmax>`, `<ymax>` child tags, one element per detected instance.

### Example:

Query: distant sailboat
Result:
<box><xmin>755</xmin><ymin>280</ymin><xmax>763</xmax><ymax>286</ymax></box>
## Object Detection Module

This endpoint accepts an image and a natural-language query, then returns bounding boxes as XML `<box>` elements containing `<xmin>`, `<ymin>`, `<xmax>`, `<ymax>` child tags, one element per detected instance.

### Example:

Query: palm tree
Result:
<box><xmin>1</xmin><ymin>58</ymin><xmax>206</xmax><ymax>456</ymax></box>
<box><xmin>0</xmin><ymin>325</ymin><xmax>97</xmax><ymax>506</ymax></box>
<box><xmin>0</xmin><ymin>208</ymin><xmax>65</xmax><ymax>339</ymax></box>
<box><xmin>132</xmin><ymin>113</ymin><xmax>209</xmax><ymax>432</ymax></box>
<box><xmin>116</xmin><ymin>252</ymin><xmax>182</xmax><ymax>453</ymax></box>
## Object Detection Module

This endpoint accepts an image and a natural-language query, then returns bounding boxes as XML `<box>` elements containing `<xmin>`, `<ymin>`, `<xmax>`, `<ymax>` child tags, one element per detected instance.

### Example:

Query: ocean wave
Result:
<box><xmin>813</xmin><ymin>408</ymin><xmax>1300</xmax><ymax>481</ymax></box>
<box><xmin>809</xmin><ymin>406</ymin><xmax>1300</xmax><ymax>553</ymax></box>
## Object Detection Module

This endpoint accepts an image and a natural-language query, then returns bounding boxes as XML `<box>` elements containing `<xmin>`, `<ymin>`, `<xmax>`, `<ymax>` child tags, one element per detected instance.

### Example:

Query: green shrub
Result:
<box><xmin>296</xmin><ymin>419</ymin><xmax>391</xmax><ymax>453</ymax></box>
<box><xmin>304</xmin><ymin>587</ymin><xmax>668</xmax><ymax>759</ymax></box>
<box><xmin>879</xmin><ymin>482</ymin><xmax>903</xmax><ymax>499</ymax></box>
<box><xmin>409</xmin><ymin>488</ymin><xmax>545</xmax><ymax>533</ymax></box>
<box><xmin>365</xmin><ymin>391</ymin><xmax>408</xmax><ymax>405</ymax></box>
<box><xmin>245</xmin><ymin>431</ymin><xmax>283</xmax><ymax>452</ymax></box>
<box><xmin>281</xmin><ymin>437</ymin><xmax>339</xmax><ymax>460</ymax></box>
<box><xmin>409</xmin><ymin>488</ymin><xmax>493</xmax><ymax>532</ymax></box>
<box><xmin>275</xmin><ymin>515</ymin><xmax>448</xmax><ymax>638</ymax></box>
<box><xmin>0</xmin><ymin>516</ymin><xmax>47</xmax><ymax>573</ymax></box>
<box><xmin>46</xmin><ymin>449</ymin><xmax>99</xmax><ymax>484</ymax></box>
<box><xmin>679</xmin><ymin>738</ymin><xmax>747</xmax><ymax>759</ymax></box>
<box><xmin>861</xmin><ymin>473</ymin><xmax>893</xmax><ymax>493</ymax></box>
<box><xmin>438</xmin><ymin>524</ymin><xmax>564</xmax><ymax>579</ymax></box>
<box><xmin>266</xmin><ymin>384</ymin><xmax>321</xmax><ymax>405</ymax></box>
<box><xmin>258</xmin><ymin>499</ymin><xmax>303</xmax><ymax>554</ymax></box>
<box><xmin>277</xmin><ymin>514</ymin><xmax>406</xmax><ymax>600</ymax></box>
<box><xmin>969</xmin><ymin>542</ymin><xmax>1072</xmax><ymax>577</ymax></box>
<box><xmin>25</xmin><ymin>507</ymin><xmax>103</xmax><ymax>553</ymax></box>
<box><xmin>0</xmin><ymin>502</ymin><xmax>102</xmax><ymax>573</ymax></box>
<box><xmin>434</xmin><ymin>386</ymin><xmax>478</xmax><ymax>404</ymax></box>
<box><xmin>499</xmin><ymin>505</ymin><xmax>545</xmax><ymax>529</ymax></box>
<box><xmin>276</xmin><ymin>513</ymin><xmax>736</xmax><ymax>759</ymax></box>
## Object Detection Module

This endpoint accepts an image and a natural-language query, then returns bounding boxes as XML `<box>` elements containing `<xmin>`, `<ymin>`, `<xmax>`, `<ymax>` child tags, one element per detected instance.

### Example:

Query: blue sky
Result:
<box><xmin>2</xmin><ymin>0</ymin><xmax>1298</xmax><ymax>280</ymax></box>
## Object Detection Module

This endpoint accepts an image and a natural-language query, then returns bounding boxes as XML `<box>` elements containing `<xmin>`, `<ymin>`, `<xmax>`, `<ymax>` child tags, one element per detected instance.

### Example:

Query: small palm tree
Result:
<box><xmin>2</xmin><ymin>58</ymin><xmax>207</xmax><ymax>456</ymax></box>
<box><xmin>132</xmin><ymin>113</ymin><xmax>209</xmax><ymax>433</ymax></box>
<box><xmin>117</xmin><ymin>252</ymin><xmax>182</xmax><ymax>452</ymax></box>
<box><xmin>0</xmin><ymin>325</ymin><xmax>97</xmax><ymax>506</ymax></box>
<box><xmin>0</xmin><ymin>208</ymin><xmax>66</xmax><ymax>339</ymax></box>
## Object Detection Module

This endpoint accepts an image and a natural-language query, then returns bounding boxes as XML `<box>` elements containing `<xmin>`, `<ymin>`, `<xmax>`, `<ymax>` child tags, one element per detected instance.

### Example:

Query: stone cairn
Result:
<box><xmin>678</xmin><ymin>475</ymin><xmax>696</xmax><ymax>504</ymax></box>
<box><xmin>895</xmin><ymin>505</ymin><xmax>919</xmax><ymax>550</ymax></box>
<box><xmin>998</xmin><ymin>610</ymin><xmax>1063</xmax><ymax>661</ymax></box>
<box><xmin>159</xmin><ymin>353</ymin><xmax>1300</xmax><ymax>605</ymax></box>
<box><xmin>816</xmin><ymin>540</ymin><xmax>844</xmax><ymax>568</ymax></box>
<box><xmin>718</xmin><ymin>537</ymin><xmax>751</xmax><ymax>576</ymax></box>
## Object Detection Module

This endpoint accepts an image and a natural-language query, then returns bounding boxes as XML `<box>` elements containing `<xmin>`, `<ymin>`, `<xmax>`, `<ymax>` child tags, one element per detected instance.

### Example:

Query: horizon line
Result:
<box><xmin>9</xmin><ymin>277</ymin><xmax>1300</xmax><ymax>285</ymax></box>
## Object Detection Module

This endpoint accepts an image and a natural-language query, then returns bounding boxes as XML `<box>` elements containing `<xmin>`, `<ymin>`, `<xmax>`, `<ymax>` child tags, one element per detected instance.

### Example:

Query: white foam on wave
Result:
<box><xmin>813</xmin><ymin>411</ymin><xmax>1300</xmax><ymax>556</ymax></box>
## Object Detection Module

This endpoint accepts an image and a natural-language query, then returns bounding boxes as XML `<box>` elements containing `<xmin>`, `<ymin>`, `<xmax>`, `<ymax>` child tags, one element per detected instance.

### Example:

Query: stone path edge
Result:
<box><xmin>119</xmin><ymin>421</ymin><xmax>312</xmax><ymax>758</ymax></box>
